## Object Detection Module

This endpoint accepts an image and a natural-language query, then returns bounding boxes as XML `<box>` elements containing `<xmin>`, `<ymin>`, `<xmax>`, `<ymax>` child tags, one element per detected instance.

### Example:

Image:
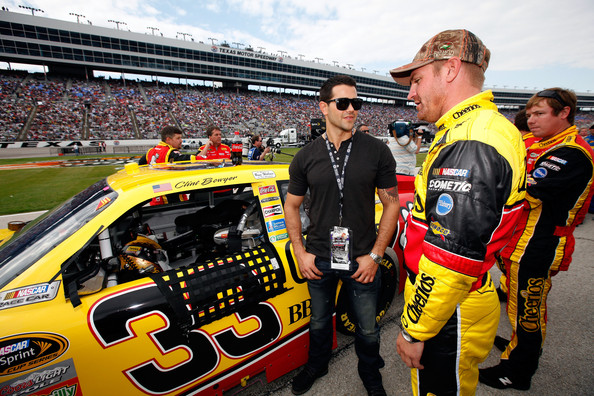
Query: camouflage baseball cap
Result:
<box><xmin>390</xmin><ymin>29</ymin><xmax>490</xmax><ymax>86</ymax></box>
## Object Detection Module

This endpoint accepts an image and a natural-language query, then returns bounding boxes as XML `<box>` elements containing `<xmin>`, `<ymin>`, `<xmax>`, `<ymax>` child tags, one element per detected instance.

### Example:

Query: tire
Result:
<box><xmin>275</xmin><ymin>143</ymin><xmax>281</xmax><ymax>148</ymax></box>
<box><xmin>335</xmin><ymin>248</ymin><xmax>399</xmax><ymax>335</ymax></box>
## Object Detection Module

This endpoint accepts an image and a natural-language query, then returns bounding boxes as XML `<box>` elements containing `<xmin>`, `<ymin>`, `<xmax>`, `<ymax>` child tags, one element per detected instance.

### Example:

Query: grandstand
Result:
<box><xmin>0</xmin><ymin>10</ymin><xmax>593</xmax><ymax>147</ymax></box>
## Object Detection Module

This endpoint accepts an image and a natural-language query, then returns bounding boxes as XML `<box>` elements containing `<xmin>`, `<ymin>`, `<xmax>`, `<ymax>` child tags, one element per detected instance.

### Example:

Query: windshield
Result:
<box><xmin>0</xmin><ymin>179</ymin><xmax>118</xmax><ymax>289</ymax></box>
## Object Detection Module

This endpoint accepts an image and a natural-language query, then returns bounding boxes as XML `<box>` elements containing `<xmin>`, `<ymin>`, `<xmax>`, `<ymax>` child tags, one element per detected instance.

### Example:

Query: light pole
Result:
<box><xmin>257</xmin><ymin>47</ymin><xmax>266</xmax><ymax>53</ymax></box>
<box><xmin>232</xmin><ymin>42</ymin><xmax>244</xmax><ymax>49</ymax></box>
<box><xmin>297</xmin><ymin>54</ymin><xmax>304</xmax><ymax>60</ymax></box>
<box><xmin>278</xmin><ymin>50</ymin><xmax>287</xmax><ymax>57</ymax></box>
<box><xmin>208</xmin><ymin>37</ymin><xmax>218</xmax><ymax>45</ymax></box>
<box><xmin>332</xmin><ymin>60</ymin><xmax>338</xmax><ymax>67</ymax></box>
<box><xmin>147</xmin><ymin>26</ymin><xmax>159</xmax><ymax>35</ymax></box>
<box><xmin>19</xmin><ymin>5</ymin><xmax>44</xmax><ymax>15</ymax></box>
<box><xmin>108</xmin><ymin>20</ymin><xmax>127</xmax><ymax>30</ymax></box>
<box><xmin>177</xmin><ymin>32</ymin><xmax>192</xmax><ymax>41</ymax></box>
<box><xmin>315</xmin><ymin>57</ymin><xmax>323</xmax><ymax>63</ymax></box>
<box><xmin>69</xmin><ymin>12</ymin><xmax>85</xmax><ymax>23</ymax></box>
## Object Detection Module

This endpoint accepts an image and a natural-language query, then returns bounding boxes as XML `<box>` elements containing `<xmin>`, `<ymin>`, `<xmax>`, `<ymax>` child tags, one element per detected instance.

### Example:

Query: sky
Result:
<box><xmin>3</xmin><ymin>0</ymin><xmax>594</xmax><ymax>93</ymax></box>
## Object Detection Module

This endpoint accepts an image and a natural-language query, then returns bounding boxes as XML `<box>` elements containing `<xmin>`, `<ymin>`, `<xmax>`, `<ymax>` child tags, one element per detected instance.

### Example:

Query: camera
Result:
<box><xmin>388</xmin><ymin>120</ymin><xmax>412</xmax><ymax>138</ymax></box>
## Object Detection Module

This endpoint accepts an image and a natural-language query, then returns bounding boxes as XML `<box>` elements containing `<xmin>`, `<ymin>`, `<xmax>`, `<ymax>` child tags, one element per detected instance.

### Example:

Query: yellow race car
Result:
<box><xmin>0</xmin><ymin>161</ymin><xmax>414</xmax><ymax>396</ymax></box>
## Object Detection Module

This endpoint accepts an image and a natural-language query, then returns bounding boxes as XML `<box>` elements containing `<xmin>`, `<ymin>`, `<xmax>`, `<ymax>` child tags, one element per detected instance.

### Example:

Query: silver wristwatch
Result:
<box><xmin>369</xmin><ymin>252</ymin><xmax>382</xmax><ymax>265</ymax></box>
<box><xmin>400</xmin><ymin>327</ymin><xmax>420</xmax><ymax>343</ymax></box>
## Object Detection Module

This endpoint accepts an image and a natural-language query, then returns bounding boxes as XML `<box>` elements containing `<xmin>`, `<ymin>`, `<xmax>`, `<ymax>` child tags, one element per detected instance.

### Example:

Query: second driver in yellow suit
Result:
<box><xmin>390</xmin><ymin>29</ymin><xmax>526</xmax><ymax>395</ymax></box>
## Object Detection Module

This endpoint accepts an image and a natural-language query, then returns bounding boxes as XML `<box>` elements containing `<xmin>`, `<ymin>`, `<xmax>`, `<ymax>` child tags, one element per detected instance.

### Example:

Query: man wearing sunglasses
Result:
<box><xmin>389</xmin><ymin>29</ymin><xmax>527</xmax><ymax>395</ymax></box>
<box><xmin>285</xmin><ymin>75</ymin><xmax>398</xmax><ymax>396</ymax></box>
<box><xmin>480</xmin><ymin>88</ymin><xmax>594</xmax><ymax>390</ymax></box>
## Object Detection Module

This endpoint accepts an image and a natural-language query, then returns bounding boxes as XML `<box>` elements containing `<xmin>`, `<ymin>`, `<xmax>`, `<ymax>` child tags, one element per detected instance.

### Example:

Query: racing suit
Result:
<box><xmin>198</xmin><ymin>143</ymin><xmax>231</xmax><ymax>159</ymax></box>
<box><xmin>497</xmin><ymin>125</ymin><xmax>594</xmax><ymax>380</ymax></box>
<box><xmin>401</xmin><ymin>91</ymin><xmax>526</xmax><ymax>395</ymax></box>
<box><xmin>499</xmin><ymin>131</ymin><xmax>540</xmax><ymax>295</ymax></box>
<box><xmin>139</xmin><ymin>142</ymin><xmax>195</xmax><ymax>204</ymax></box>
<box><xmin>139</xmin><ymin>142</ymin><xmax>195</xmax><ymax>165</ymax></box>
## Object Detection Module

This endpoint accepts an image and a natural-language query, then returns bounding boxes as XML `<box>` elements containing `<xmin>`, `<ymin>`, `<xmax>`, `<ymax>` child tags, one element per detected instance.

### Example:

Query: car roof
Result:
<box><xmin>108</xmin><ymin>161</ymin><xmax>290</xmax><ymax>192</ymax></box>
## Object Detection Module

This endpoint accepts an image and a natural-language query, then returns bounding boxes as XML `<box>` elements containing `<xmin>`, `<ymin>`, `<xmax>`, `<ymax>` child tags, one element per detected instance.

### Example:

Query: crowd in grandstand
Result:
<box><xmin>1</xmin><ymin>70</ymin><xmax>593</xmax><ymax>142</ymax></box>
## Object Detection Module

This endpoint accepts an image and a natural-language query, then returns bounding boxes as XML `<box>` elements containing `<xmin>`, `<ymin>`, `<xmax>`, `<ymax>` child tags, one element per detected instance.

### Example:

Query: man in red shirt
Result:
<box><xmin>198</xmin><ymin>125</ymin><xmax>231</xmax><ymax>159</ymax></box>
<box><xmin>139</xmin><ymin>126</ymin><xmax>196</xmax><ymax>165</ymax></box>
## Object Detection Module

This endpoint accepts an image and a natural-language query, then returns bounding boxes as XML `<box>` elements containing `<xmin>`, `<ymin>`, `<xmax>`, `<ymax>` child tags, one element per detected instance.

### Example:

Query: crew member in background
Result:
<box><xmin>389</xmin><ymin>29</ymin><xmax>526</xmax><ymax>395</ymax></box>
<box><xmin>198</xmin><ymin>125</ymin><xmax>231</xmax><ymax>159</ymax></box>
<box><xmin>480</xmin><ymin>88</ymin><xmax>594</xmax><ymax>390</ymax></box>
<box><xmin>139</xmin><ymin>125</ymin><xmax>196</xmax><ymax>165</ymax></box>
<box><xmin>497</xmin><ymin>108</ymin><xmax>539</xmax><ymax>301</ymax></box>
<box><xmin>139</xmin><ymin>125</ymin><xmax>197</xmax><ymax>205</ymax></box>
<box><xmin>248</xmin><ymin>134</ymin><xmax>271</xmax><ymax>160</ymax></box>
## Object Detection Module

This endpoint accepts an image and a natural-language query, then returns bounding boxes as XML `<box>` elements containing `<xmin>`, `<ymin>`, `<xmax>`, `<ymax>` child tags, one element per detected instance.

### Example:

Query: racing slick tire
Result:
<box><xmin>335</xmin><ymin>248</ymin><xmax>399</xmax><ymax>335</ymax></box>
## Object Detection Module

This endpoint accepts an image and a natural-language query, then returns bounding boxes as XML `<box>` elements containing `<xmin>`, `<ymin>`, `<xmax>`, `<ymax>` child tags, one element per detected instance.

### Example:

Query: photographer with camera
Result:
<box><xmin>387</xmin><ymin>120</ymin><xmax>422</xmax><ymax>175</ymax></box>
<box><xmin>248</xmin><ymin>134</ymin><xmax>271</xmax><ymax>161</ymax></box>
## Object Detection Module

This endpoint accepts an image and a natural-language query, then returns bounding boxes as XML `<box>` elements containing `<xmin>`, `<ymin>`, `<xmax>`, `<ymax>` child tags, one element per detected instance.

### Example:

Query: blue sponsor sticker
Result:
<box><xmin>266</xmin><ymin>219</ymin><xmax>286</xmax><ymax>232</ymax></box>
<box><xmin>436</xmin><ymin>193</ymin><xmax>454</xmax><ymax>215</ymax></box>
<box><xmin>533</xmin><ymin>167</ymin><xmax>548</xmax><ymax>179</ymax></box>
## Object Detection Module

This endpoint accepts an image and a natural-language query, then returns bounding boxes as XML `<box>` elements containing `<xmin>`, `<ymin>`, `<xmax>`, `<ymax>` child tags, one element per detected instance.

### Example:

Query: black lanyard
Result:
<box><xmin>324</xmin><ymin>134</ymin><xmax>353</xmax><ymax>226</ymax></box>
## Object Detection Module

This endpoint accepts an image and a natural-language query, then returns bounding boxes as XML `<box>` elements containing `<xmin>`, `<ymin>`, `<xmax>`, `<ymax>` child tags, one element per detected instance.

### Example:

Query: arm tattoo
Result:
<box><xmin>378</xmin><ymin>186</ymin><xmax>399</xmax><ymax>203</ymax></box>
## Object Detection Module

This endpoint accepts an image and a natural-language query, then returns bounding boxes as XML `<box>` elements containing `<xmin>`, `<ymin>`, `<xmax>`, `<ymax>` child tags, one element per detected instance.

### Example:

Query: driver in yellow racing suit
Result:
<box><xmin>390</xmin><ymin>29</ymin><xmax>526</xmax><ymax>395</ymax></box>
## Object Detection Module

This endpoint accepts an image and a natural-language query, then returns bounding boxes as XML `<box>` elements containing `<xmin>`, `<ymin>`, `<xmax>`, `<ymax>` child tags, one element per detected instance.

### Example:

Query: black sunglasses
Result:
<box><xmin>537</xmin><ymin>90</ymin><xmax>569</xmax><ymax>107</ymax></box>
<box><xmin>324</xmin><ymin>97</ymin><xmax>363</xmax><ymax>111</ymax></box>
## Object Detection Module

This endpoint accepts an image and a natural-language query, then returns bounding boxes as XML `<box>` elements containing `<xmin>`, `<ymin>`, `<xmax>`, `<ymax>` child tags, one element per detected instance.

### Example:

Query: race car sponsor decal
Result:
<box><xmin>519</xmin><ymin>277</ymin><xmax>545</xmax><ymax>332</ymax></box>
<box><xmin>252</xmin><ymin>170</ymin><xmax>276</xmax><ymax>179</ymax></box>
<box><xmin>532</xmin><ymin>167</ymin><xmax>548</xmax><ymax>179</ymax></box>
<box><xmin>429</xmin><ymin>221</ymin><xmax>451</xmax><ymax>240</ymax></box>
<box><xmin>266</xmin><ymin>219</ymin><xmax>286</xmax><ymax>233</ymax></box>
<box><xmin>547</xmin><ymin>155</ymin><xmax>567</xmax><ymax>165</ymax></box>
<box><xmin>95</xmin><ymin>196</ymin><xmax>112</xmax><ymax>211</ymax></box>
<box><xmin>0</xmin><ymin>358</ymin><xmax>81</xmax><ymax>396</ymax></box>
<box><xmin>0</xmin><ymin>333</ymin><xmax>69</xmax><ymax>376</ymax></box>
<box><xmin>435</xmin><ymin>194</ymin><xmax>454</xmax><ymax>216</ymax></box>
<box><xmin>540</xmin><ymin>161</ymin><xmax>561</xmax><ymax>172</ymax></box>
<box><xmin>0</xmin><ymin>281</ymin><xmax>61</xmax><ymax>311</ymax></box>
<box><xmin>152</xmin><ymin>183</ymin><xmax>172</xmax><ymax>193</ymax></box>
<box><xmin>175</xmin><ymin>176</ymin><xmax>237</xmax><ymax>188</ymax></box>
<box><xmin>432</xmin><ymin>168</ymin><xmax>470</xmax><ymax>177</ymax></box>
<box><xmin>428</xmin><ymin>179</ymin><xmax>472</xmax><ymax>193</ymax></box>
<box><xmin>258</xmin><ymin>185</ymin><xmax>277</xmax><ymax>195</ymax></box>
<box><xmin>262</xmin><ymin>204</ymin><xmax>283</xmax><ymax>218</ymax></box>
<box><xmin>260</xmin><ymin>196</ymin><xmax>280</xmax><ymax>204</ymax></box>
<box><xmin>269</xmin><ymin>232</ymin><xmax>289</xmax><ymax>243</ymax></box>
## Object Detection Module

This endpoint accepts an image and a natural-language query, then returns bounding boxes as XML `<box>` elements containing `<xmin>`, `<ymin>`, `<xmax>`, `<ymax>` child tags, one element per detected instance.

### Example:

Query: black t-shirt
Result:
<box><xmin>288</xmin><ymin>132</ymin><xmax>396</xmax><ymax>260</ymax></box>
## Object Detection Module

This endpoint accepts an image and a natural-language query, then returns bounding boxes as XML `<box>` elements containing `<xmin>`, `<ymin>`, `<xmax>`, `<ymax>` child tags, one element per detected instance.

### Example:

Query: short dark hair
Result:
<box><xmin>355</xmin><ymin>123</ymin><xmax>369</xmax><ymax>133</ymax></box>
<box><xmin>526</xmin><ymin>87</ymin><xmax>577</xmax><ymax>125</ymax></box>
<box><xmin>319</xmin><ymin>75</ymin><xmax>357</xmax><ymax>102</ymax></box>
<box><xmin>514</xmin><ymin>109</ymin><xmax>529</xmax><ymax>132</ymax></box>
<box><xmin>251</xmin><ymin>134</ymin><xmax>262</xmax><ymax>144</ymax></box>
<box><xmin>206</xmin><ymin>125</ymin><xmax>221</xmax><ymax>137</ymax></box>
<box><xmin>161</xmin><ymin>126</ymin><xmax>182</xmax><ymax>141</ymax></box>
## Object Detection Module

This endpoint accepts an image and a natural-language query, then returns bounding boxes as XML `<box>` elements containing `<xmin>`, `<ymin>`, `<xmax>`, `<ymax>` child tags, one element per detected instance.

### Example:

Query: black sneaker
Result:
<box><xmin>291</xmin><ymin>366</ymin><xmax>328</xmax><ymax>395</ymax></box>
<box><xmin>366</xmin><ymin>385</ymin><xmax>387</xmax><ymax>396</ymax></box>
<box><xmin>494</xmin><ymin>335</ymin><xmax>509</xmax><ymax>352</ymax></box>
<box><xmin>496</xmin><ymin>286</ymin><xmax>507</xmax><ymax>302</ymax></box>
<box><xmin>479</xmin><ymin>364</ymin><xmax>531</xmax><ymax>390</ymax></box>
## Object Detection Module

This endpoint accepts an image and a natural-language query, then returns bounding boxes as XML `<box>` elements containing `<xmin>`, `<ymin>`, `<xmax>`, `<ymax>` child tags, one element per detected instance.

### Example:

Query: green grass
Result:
<box><xmin>0</xmin><ymin>166</ymin><xmax>119</xmax><ymax>215</ymax></box>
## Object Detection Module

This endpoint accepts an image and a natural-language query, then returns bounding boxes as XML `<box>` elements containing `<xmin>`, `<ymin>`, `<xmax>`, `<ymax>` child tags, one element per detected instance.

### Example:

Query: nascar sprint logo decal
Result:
<box><xmin>0</xmin><ymin>333</ymin><xmax>69</xmax><ymax>376</ymax></box>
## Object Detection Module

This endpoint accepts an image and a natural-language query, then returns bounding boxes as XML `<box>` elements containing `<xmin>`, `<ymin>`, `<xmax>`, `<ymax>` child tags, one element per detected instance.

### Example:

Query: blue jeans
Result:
<box><xmin>306</xmin><ymin>257</ymin><xmax>383</xmax><ymax>389</ymax></box>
